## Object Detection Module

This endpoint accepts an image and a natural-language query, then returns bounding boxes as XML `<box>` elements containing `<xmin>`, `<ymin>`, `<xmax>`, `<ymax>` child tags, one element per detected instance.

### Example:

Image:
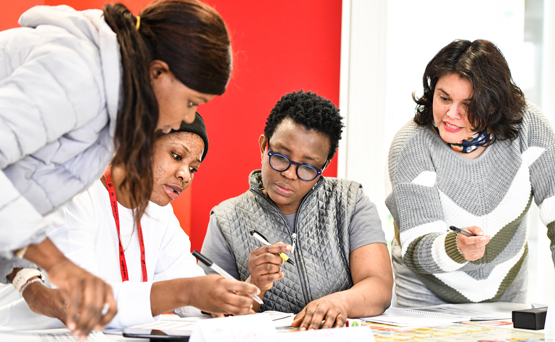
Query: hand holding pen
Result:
<box><xmin>449</xmin><ymin>226</ymin><xmax>491</xmax><ymax>261</ymax></box>
<box><xmin>192</xmin><ymin>250</ymin><xmax>264</xmax><ymax>310</ymax></box>
<box><xmin>247</xmin><ymin>231</ymin><xmax>293</xmax><ymax>293</ymax></box>
<box><xmin>250</xmin><ymin>230</ymin><xmax>295</xmax><ymax>266</ymax></box>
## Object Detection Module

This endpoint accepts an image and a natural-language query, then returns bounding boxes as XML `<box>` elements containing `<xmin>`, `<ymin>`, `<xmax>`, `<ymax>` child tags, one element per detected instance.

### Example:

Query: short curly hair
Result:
<box><xmin>264</xmin><ymin>90</ymin><xmax>344</xmax><ymax>161</ymax></box>
<box><xmin>413</xmin><ymin>39</ymin><xmax>525</xmax><ymax>142</ymax></box>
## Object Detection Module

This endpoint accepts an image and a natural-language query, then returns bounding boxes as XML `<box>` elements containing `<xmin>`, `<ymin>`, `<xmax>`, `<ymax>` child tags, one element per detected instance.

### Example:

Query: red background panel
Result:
<box><xmin>0</xmin><ymin>0</ymin><xmax>342</xmax><ymax>251</ymax></box>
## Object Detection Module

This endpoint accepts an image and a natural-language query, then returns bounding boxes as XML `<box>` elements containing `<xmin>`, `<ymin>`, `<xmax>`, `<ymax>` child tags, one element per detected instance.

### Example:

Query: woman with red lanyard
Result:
<box><xmin>1</xmin><ymin>0</ymin><xmax>234</xmax><ymax>337</ymax></box>
<box><xmin>0</xmin><ymin>114</ymin><xmax>260</xmax><ymax>329</ymax></box>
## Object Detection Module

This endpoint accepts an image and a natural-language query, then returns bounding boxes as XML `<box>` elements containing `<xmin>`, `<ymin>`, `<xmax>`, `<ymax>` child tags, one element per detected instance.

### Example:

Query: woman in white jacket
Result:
<box><xmin>0</xmin><ymin>113</ymin><xmax>259</xmax><ymax>329</ymax></box>
<box><xmin>0</xmin><ymin>0</ymin><xmax>237</xmax><ymax>337</ymax></box>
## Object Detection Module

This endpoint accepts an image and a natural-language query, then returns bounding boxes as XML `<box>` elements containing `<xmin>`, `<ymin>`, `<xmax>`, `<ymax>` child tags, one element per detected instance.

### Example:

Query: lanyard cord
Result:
<box><xmin>104</xmin><ymin>167</ymin><xmax>148</xmax><ymax>282</ymax></box>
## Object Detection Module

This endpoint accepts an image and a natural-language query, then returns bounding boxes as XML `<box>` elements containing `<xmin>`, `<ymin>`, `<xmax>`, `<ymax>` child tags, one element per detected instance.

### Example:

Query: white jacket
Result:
<box><xmin>0</xmin><ymin>5</ymin><xmax>121</xmax><ymax>258</ymax></box>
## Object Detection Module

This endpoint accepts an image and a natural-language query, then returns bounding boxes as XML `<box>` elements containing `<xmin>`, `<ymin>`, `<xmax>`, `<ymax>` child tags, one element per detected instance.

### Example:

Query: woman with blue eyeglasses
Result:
<box><xmin>200</xmin><ymin>90</ymin><xmax>393</xmax><ymax>330</ymax></box>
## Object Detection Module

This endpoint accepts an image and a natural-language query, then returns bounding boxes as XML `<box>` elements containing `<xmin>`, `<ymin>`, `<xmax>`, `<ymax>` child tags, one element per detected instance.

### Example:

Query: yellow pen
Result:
<box><xmin>250</xmin><ymin>230</ymin><xmax>295</xmax><ymax>266</ymax></box>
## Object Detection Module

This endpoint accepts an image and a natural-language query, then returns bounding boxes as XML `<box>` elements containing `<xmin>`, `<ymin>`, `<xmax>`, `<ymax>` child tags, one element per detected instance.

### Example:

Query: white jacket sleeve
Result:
<box><xmin>0</xmin><ymin>171</ymin><xmax>48</xmax><ymax>258</ymax></box>
<box><xmin>0</xmin><ymin>25</ymin><xmax>105</xmax><ymax>256</ymax></box>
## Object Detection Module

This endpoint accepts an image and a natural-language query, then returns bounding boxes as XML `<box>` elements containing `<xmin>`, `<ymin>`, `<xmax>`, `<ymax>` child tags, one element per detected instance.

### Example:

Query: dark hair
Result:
<box><xmin>102</xmin><ymin>0</ymin><xmax>230</xmax><ymax>223</ymax></box>
<box><xmin>413</xmin><ymin>39</ymin><xmax>526</xmax><ymax>142</ymax></box>
<box><xmin>264</xmin><ymin>90</ymin><xmax>344</xmax><ymax>161</ymax></box>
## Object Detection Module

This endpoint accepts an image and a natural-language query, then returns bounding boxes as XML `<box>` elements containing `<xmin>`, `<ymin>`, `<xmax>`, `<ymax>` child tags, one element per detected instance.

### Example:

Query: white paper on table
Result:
<box><xmin>362</xmin><ymin>307</ymin><xmax>470</xmax><ymax>327</ymax></box>
<box><xmin>125</xmin><ymin>314</ymin><xmax>208</xmax><ymax>333</ymax></box>
<box><xmin>545</xmin><ymin>299</ymin><xmax>555</xmax><ymax>337</ymax></box>
<box><xmin>189</xmin><ymin>313</ymin><xmax>278</xmax><ymax>342</ymax></box>
<box><xmin>410</xmin><ymin>303</ymin><xmax>520</xmax><ymax>321</ymax></box>
<box><xmin>263</xmin><ymin>310</ymin><xmax>295</xmax><ymax>327</ymax></box>
<box><xmin>277</xmin><ymin>326</ymin><xmax>375</xmax><ymax>342</ymax></box>
<box><xmin>0</xmin><ymin>329</ymin><xmax>109</xmax><ymax>341</ymax></box>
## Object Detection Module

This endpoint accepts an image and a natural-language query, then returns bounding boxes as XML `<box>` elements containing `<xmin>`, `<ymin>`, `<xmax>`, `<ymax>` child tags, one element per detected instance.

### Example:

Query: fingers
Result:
<box><xmin>212</xmin><ymin>279</ymin><xmax>259</xmax><ymax>316</ymax></box>
<box><xmin>250</xmin><ymin>244</ymin><xmax>292</xmax><ymax>258</ymax></box>
<box><xmin>292</xmin><ymin>299</ymin><xmax>347</xmax><ymax>330</ymax></box>
<box><xmin>71</xmin><ymin>276</ymin><xmax>108</xmax><ymax>339</ymax></box>
<box><xmin>248</xmin><ymin>247</ymin><xmax>288</xmax><ymax>291</ymax></box>
<box><xmin>252</xmin><ymin>263</ymin><xmax>284</xmax><ymax>279</ymax></box>
<box><xmin>214</xmin><ymin>290</ymin><xmax>254</xmax><ymax>316</ymax></box>
<box><xmin>466</xmin><ymin>226</ymin><xmax>485</xmax><ymax>236</ymax></box>
<box><xmin>457</xmin><ymin>227</ymin><xmax>491</xmax><ymax>261</ymax></box>
<box><xmin>96</xmin><ymin>284</ymin><xmax>117</xmax><ymax>329</ymax></box>
<box><xmin>225</xmin><ymin>280</ymin><xmax>260</xmax><ymax>296</ymax></box>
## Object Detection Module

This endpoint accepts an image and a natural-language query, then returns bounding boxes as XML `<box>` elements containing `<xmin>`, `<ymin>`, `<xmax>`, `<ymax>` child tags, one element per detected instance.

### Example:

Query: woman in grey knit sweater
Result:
<box><xmin>386</xmin><ymin>39</ymin><xmax>555</xmax><ymax>307</ymax></box>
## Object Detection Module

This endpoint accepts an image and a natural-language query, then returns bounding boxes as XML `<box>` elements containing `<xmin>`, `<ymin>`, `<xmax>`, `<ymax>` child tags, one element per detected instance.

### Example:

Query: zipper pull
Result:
<box><xmin>291</xmin><ymin>233</ymin><xmax>297</xmax><ymax>254</ymax></box>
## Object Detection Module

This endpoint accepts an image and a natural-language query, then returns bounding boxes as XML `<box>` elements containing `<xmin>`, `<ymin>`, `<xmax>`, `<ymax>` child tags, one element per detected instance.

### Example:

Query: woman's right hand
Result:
<box><xmin>187</xmin><ymin>274</ymin><xmax>260</xmax><ymax>316</ymax></box>
<box><xmin>23</xmin><ymin>238</ymin><xmax>117</xmax><ymax>340</ymax></box>
<box><xmin>46</xmin><ymin>259</ymin><xmax>117</xmax><ymax>339</ymax></box>
<box><xmin>456</xmin><ymin>226</ymin><xmax>491</xmax><ymax>261</ymax></box>
<box><xmin>247</xmin><ymin>243</ymin><xmax>291</xmax><ymax>292</ymax></box>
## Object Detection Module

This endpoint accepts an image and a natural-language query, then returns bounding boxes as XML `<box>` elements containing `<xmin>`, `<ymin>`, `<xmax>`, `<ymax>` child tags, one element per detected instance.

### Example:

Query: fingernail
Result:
<box><xmin>480</xmin><ymin>237</ymin><xmax>486</xmax><ymax>241</ymax></box>
<box><xmin>68</xmin><ymin>322</ymin><xmax>75</xmax><ymax>330</ymax></box>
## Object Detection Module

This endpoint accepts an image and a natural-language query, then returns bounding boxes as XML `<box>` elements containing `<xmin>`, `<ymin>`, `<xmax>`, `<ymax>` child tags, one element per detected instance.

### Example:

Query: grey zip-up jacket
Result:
<box><xmin>207</xmin><ymin>170</ymin><xmax>360</xmax><ymax>313</ymax></box>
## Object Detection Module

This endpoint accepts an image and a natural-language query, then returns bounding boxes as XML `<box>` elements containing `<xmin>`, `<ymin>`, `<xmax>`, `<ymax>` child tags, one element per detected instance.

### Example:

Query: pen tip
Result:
<box><xmin>287</xmin><ymin>259</ymin><xmax>295</xmax><ymax>266</ymax></box>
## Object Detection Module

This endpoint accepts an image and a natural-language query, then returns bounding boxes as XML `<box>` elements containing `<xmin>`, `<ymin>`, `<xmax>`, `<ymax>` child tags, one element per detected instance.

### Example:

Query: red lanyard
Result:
<box><xmin>104</xmin><ymin>167</ymin><xmax>148</xmax><ymax>282</ymax></box>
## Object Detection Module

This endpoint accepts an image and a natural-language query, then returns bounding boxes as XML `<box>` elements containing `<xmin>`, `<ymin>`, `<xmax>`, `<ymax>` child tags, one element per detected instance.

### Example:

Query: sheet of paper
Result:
<box><xmin>412</xmin><ymin>302</ymin><xmax>531</xmax><ymax>321</ymax></box>
<box><xmin>276</xmin><ymin>326</ymin><xmax>375</xmax><ymax>342</ymax></box>
<box><xmin>545</xmin><ymin>299</ymin><xmax>555</xmax><ymax>336</ymax></box>
<box><xmin>0</xmin><ymin>329</ymin><xmax>109</xmax><ymax>341</ymax></box>
<box><xmin>190</xmin><ymin>313</ymin><xmax>278</xmax><ymax>342</ymax></box>
<box><xmin>263</xmin><ymin>310</ymin><xmax>295</xmax><ymax>328</ymax></box>
<box><xmin>362</xmin><ymin>307</ymin><xmax>470</xmax><ymax>327</ymax></box>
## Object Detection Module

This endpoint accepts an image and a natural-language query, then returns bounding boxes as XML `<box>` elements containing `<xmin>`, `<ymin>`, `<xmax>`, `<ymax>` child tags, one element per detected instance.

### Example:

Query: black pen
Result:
<box><xmin>250</xmin><ymin>230</ymin><xmax>295</xmax><ymax>266</ymax></box>
<box><xmin>192</xmin><ymin>250</ymin><xmax>264</xmax><ymax>304</ymax></box>
<box><xmin>449</xmin><ymin>226</ymin><xmax>476</xmax><ymax>237</ymax></box>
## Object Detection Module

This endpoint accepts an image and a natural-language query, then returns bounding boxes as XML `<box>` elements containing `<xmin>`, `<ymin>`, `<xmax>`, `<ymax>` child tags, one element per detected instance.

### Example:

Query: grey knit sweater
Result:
<box><xmin>386</xmin><ymin>102</ymin><xmax>555</xmax><ymax>306</ymax></box>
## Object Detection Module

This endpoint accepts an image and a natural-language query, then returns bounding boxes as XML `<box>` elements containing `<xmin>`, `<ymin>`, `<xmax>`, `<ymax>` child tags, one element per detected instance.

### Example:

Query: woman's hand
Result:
<box><xmin>247</xmin><ymin>243</ymin><xmax>291</xmax><ymax>292</ymax></box>
<box><xmin>22</xmin><ymin>281</ymin><xmax>68</xmax><ymax>324</ymax></box>
<box><xmin>23</xmin><ymin>239</ymin><xmax>117</xmax><ymax>340</ymax></box>
<box><xmin>46</xmin><ymin>259</ymin><xmax>117</xmax><ymax>338</ymax></box>
<box><xmin>456</xmin><ymin>226</ymin><xmax>491</xmax><ymax>261</ymax></box>
<box><xmin>186</xmin><ymin>274</ymin><xmax>260</xmax><ymax>316</ymax></box>
<box><xmin>291</xmin><ymin>295</ymin><xmax>348</xmax><ymax>330</ymax></box>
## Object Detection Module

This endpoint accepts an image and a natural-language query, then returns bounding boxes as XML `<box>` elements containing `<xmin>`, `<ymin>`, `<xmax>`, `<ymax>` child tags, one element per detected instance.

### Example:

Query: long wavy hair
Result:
<box><xmin>413</xmin><ymin>39</ymin><xmax>525</xmax><ymax>142</ymax></box>
<box><xmin>103</xmin><ymin>0</ymin><xmax>231</xmax><ymax>223</ymax></box>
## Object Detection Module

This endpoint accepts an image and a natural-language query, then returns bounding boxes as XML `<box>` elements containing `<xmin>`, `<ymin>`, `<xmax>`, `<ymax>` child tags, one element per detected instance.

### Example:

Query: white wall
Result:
<box><xmin>340</xmin><ymin>0</ymin><xmax>554</xmax><ymax>305</ymax></box>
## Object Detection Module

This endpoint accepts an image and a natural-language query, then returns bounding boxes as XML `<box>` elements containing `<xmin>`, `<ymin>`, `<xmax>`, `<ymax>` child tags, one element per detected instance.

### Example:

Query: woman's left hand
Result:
<box><xmin>291</xmin><ymin>295</ymin><xmax>348</xmax><ymax>330</ymax></box>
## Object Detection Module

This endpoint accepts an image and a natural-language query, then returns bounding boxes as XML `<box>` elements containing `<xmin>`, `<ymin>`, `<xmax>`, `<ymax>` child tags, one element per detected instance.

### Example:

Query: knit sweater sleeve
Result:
<box><xmin>385</xmin><ymin>121</ymin><xmax>467</xmax><ymax>275</ymax></box>
<box><xmin>520</xmin><ymin>102</ymin><xmax>555</xmax><ymax>266</ymax></box>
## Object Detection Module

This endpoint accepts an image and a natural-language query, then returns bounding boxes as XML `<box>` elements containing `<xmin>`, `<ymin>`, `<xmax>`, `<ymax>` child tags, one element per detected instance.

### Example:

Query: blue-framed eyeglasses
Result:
<box><xmin>267</xmin><ymin>141</ymin><xmax>327</xmax><ymax>182</ymax></box>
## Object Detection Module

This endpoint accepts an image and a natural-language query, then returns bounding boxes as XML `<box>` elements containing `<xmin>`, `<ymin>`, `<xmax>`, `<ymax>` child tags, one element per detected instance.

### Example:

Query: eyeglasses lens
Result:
<box><xmin>270</xmin><ymin>154</ymin><xmax>290</xmax><ymax>171</ymax></box>
<box><xmin>298</xmin><ymin>165</ymin><xmax>317</xmax><ymax>181</ymax></box>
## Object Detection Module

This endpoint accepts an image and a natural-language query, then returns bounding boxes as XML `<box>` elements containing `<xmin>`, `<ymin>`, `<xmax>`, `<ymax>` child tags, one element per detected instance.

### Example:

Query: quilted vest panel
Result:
<box><xmin>213</xmin><ymin>170</ymin><xmax>360</xmax><ymax>313</ymax></box>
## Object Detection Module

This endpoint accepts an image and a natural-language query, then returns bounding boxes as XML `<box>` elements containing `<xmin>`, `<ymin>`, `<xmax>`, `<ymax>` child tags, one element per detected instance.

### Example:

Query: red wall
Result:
<box><xmin>0</xmin><ymin>0</ymin><xmax>342</xmax><ymax>251</ymax></box>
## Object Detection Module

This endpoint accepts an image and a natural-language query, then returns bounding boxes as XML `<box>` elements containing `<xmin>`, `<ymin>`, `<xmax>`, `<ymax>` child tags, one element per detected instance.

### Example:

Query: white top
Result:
<box><xmin>0</xmin><ymin>180</ymin><xmax>205</xmax><ymax>329</ymax></box>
